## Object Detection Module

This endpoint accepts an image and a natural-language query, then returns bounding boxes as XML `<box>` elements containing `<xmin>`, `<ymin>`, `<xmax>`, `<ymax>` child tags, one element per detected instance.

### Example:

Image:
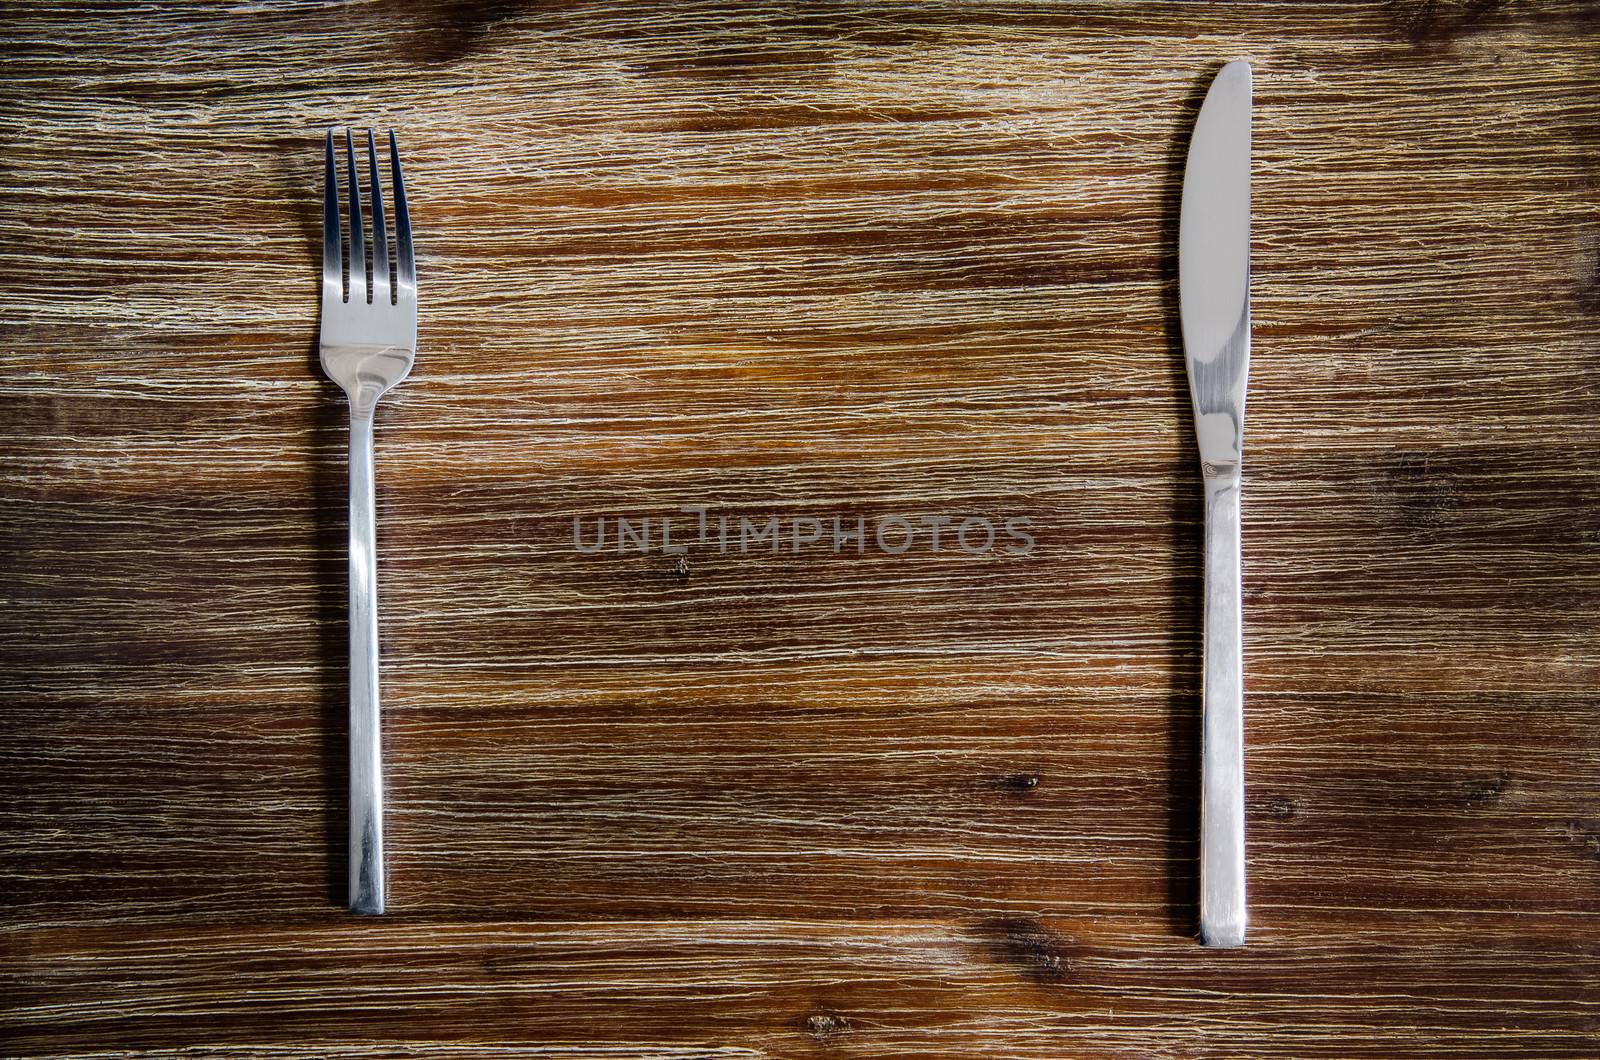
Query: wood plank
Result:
<box><xmin>3</xmin><ymin>0</ymin><xmax>1598</xmax><ymax>1055</ymax></box>
<box><xmin>5</xmin><ymin>916</ymin><xmax>1597</xmax><ymax>1058</ymax></box>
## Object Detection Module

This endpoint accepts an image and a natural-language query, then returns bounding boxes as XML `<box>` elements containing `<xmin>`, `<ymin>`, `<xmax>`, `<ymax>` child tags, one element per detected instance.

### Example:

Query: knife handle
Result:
<box><xmin>1200</xmin><ymin>472</ymin><xmax>1246</xmax><ymax>947</ymax></box>
<box><xmin>348</xmin><ymin>409</ymin><xmax>386</xmax><ymax>915</ymax></box>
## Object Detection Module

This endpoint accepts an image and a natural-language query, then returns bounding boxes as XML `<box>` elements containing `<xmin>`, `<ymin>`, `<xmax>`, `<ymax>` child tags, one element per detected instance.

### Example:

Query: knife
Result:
<box><xmin>1180</xmin><ymin>59</ymin><xmax>1252</xmax><ymax>948</ymax></box>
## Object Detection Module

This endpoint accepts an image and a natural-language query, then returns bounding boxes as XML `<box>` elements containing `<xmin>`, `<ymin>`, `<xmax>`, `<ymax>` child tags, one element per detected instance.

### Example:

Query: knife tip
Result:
<box><xmin>1217</xmin><ymin>58</ymin><xmax>1253</xmax><ymax>88</ymax></box>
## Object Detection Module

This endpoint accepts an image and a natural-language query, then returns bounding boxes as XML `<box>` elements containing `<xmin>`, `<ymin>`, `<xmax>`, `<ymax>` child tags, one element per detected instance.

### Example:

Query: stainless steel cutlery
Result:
<box><xmin>309</xmin><ymin>70</ymin><xmax>1251</xmax><ymax>937</ymax></box>
<box><xmin>1179</xmin><ymin>60</ymin><xmax>1253</xmax><ymax>947</ymax></box>
<box><xmin>319</xmin><ymin>128</ymin><xmax>416</xmax><ymax>915</ymax></box>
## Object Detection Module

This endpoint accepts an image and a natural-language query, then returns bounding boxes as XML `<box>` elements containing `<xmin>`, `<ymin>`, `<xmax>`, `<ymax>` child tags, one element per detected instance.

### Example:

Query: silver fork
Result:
<box><xmin>320</xmin><ymin>128</ymin><xmax>416</xmax><ymax>915</ymax></box>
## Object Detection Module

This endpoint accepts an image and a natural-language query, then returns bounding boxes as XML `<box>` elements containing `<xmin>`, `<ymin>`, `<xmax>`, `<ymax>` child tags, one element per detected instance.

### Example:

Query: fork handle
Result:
<box><xmin>347</xmin><ymin>409</ymin><xmax>385</xmax><ymax>915</ymax></box>
<box><xmin>1200</xmin><ymin>472</ymin><xmax>1246</xmax><ymax>947</ymax></box>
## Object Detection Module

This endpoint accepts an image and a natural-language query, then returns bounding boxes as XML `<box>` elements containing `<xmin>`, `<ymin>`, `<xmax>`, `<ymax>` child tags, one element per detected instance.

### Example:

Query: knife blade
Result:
<box><xmin>1180</xmin><ymin>59</ymin><xmax>1252</xmax><ymax>948</ymax></box>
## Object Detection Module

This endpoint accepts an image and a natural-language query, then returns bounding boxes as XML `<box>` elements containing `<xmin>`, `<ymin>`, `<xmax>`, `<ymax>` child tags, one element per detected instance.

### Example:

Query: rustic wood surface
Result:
<box><xmin>3</xmin><ymin>1</ymin><xmax>1599</xmax><ymax>1056</ymax></box>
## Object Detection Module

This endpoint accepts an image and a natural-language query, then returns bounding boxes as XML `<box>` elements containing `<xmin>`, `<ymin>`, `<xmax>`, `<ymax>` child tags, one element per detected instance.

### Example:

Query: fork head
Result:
<box><xmin>320</xmin><ymin>128</ymin><xmax>417</xmax><ymax>415</ymax></box>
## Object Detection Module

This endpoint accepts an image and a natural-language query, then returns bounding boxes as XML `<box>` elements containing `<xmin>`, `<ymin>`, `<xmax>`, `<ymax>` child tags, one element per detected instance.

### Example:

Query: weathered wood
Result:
<box><xmin>2</xmin><ymin>1</ymin><xmax>1598</xmax><ymax>1056</ymax></box>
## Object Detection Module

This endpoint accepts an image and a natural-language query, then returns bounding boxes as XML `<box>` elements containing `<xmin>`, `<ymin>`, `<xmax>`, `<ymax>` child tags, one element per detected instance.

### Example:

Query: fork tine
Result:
<box><xmin>345</xmin><ymin>129</ymin><xmax>366</xmax><ymax>303</ymax></box>
<box><xmin>366</xmin><ymin>130</ymin><xmax>390</xmax><ymax>306</ymax></box>
<box><xmin>389</xmin><ymin>130</ymin><xmax>414</xmax><ymax>297</ymax></box>
<box><xmin>323</xmin><ymin>130</ymin><xmax>342</xmax><ymax>302</ymax></box>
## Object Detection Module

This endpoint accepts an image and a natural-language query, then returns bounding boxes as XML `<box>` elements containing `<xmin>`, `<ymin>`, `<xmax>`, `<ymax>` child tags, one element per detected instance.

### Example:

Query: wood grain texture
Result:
<box><xmin>3</xmin><ymin>1</ymin><xmax>1599</xmax><ymax>1056</ymax></box>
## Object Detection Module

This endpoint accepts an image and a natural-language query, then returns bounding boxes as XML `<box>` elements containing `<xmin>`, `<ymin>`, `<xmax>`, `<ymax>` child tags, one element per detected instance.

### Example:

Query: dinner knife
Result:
<box><xmin>1179</xmin><ymin>59</ymin><xmax>1252</xmax><ymax>948</ymax></box>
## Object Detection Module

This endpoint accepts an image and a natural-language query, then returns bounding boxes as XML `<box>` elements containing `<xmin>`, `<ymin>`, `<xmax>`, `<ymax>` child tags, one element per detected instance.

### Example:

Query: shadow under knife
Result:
<box><xmin>1158</xmin><ymin>64</ymin><xmax>1224</xmax><ymax>939</ymax></box>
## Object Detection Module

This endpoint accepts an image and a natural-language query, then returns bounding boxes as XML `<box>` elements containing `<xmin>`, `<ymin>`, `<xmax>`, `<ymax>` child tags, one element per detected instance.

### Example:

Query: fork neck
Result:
<box><xmin>321</xmin><ymin>344</ymin><xmax>410</xmax><ymax>420</ymax></box>
<box><xmin>349</xmin><ymin>395</ymin><xmax>379</xmax><ymax>422</ymax></box>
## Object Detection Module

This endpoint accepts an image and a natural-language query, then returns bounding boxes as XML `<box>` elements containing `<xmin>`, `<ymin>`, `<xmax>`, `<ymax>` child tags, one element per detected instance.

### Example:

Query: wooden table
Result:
<box><xmin>4</xmin><ymin>2</ymin><xmax>1598</xmax><ymax>1056</ymax></box>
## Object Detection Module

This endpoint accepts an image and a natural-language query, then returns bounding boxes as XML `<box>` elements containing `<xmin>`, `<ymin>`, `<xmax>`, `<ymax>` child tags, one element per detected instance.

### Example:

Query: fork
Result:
<box><xmin>320</xmin><ymin>128</ymin><xmax>416</xmax><ymax>915</ymax></box>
